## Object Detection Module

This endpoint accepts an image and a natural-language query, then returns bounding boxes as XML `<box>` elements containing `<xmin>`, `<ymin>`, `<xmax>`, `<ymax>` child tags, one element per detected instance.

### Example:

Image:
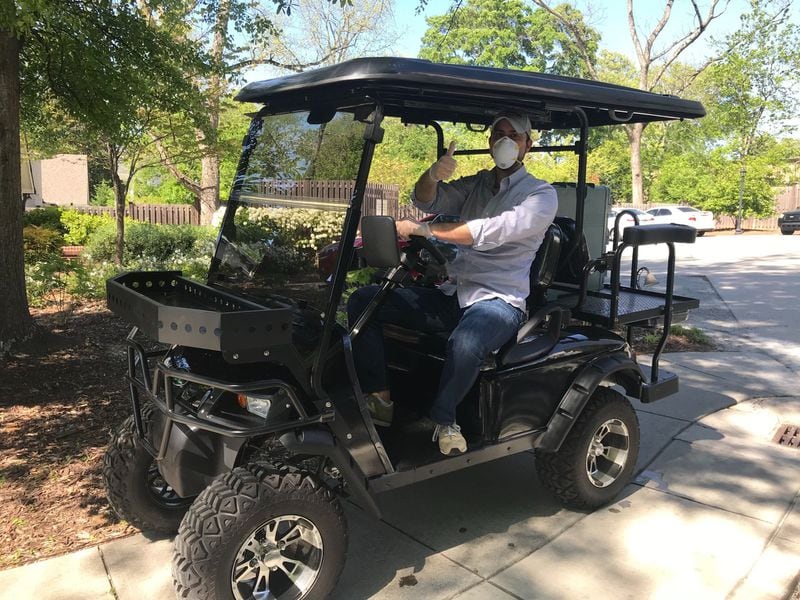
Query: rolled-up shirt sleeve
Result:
<box><xmin>466</xmin><ymin>185</ymin><xmax>558</xmax><ymax>251</ymax></box>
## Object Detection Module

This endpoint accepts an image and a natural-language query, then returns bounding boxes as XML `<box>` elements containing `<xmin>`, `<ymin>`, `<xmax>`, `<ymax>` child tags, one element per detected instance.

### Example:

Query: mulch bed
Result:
<box><xmin>0</xmin><ymin>301</ymin><xmax>135</xmax><ymax>569</ymax></box>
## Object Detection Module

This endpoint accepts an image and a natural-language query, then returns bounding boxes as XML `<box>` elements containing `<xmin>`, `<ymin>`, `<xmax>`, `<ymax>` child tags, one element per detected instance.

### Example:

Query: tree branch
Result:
<box><xmin>229</xmin><ymin>47</ymin><xmax>346</xmax><ymax>73</ymax></box>
<box><xmin>627</xmin><ymin>0</ymin><xmax>647</xmax><ymax>69</ymax></box>
<box><xmin>531</xmin><ymin>0</ymin><xmax>598</xmax><ymax>79</ymax></box>
<box><xmin>644</xmin><ymin>0</ymin><xmax>674</xmax><ymax>59</ymax></box>
<box><xmin>649</xmin><ymin>0</ymin><xmax>727</xmax><ymax>90</ymax></box>
<box><xmin>151</xmin><ymin>135</ymin><xmax>201</xmax><ymax>196</ymax></box>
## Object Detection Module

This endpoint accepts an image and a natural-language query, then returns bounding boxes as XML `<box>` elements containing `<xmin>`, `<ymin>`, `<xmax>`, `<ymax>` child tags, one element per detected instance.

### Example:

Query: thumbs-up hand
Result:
<box><xmin>428</xmin><ymin>140</ymin><xmax>458</xmax><ymax>182</ymax></box>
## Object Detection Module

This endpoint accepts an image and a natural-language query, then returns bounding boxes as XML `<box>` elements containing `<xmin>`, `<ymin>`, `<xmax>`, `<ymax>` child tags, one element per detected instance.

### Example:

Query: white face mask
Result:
<box><xmin>491</xmin><ymin>136</ymin><xmax>520</xmax><ymax>170</ymax></box>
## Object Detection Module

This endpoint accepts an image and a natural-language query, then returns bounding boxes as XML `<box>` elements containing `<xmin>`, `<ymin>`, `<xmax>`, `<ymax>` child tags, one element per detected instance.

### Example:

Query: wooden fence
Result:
<box><xmin>67</xmin><ymin>182</ymin><xmax>799</xmax><ymax>231</ymax></box>
<box><xmin>73</xmin><ymin>203</ymin><xmax>200</xmax><ymax>225</ymax></box>
<box><xmin>245</xmin><ymin>180</ymin><xmax>400</xmax><ymax>217</ymax></box>
<box><xmin>776</xmin><ymin>184</ymin><xmax>799</xmax><ymax>212</ymax></box>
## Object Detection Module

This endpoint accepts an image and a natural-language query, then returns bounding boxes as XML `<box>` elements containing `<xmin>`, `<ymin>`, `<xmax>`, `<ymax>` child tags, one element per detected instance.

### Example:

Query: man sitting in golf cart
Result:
<box><xmin>348</xmin><ymin>111</ymin><xmax>558</xmax><ymax>456</ymax></box>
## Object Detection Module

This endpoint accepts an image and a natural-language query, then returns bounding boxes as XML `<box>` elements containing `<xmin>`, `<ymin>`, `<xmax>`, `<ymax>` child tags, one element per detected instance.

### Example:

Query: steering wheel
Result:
<box><xmin>406</xmin><ymin>235</ymin><xmax>447</xmax><ymax>265</ymax></box>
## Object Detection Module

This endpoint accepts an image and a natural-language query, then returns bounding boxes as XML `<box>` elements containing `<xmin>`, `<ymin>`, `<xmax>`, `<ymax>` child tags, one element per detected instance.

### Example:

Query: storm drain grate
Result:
<box><xmin>773</xmin><ymin>424</ymin><xmax>800</xmax><ymax>448</ymax></box>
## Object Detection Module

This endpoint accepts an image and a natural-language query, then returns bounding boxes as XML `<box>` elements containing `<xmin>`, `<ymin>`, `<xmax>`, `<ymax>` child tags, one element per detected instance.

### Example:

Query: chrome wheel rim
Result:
<box><xmin>231</xmin><ymin>515</ymin><xmax>324</xmax><ymax>600</ymax></box>
<box><xmin>586</xmin><ymin>418</ymin><xmax>630</xmax><ymax>488</ymax></box>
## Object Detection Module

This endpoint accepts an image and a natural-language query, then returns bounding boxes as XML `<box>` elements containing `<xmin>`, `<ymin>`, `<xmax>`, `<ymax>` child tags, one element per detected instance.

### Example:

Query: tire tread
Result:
<box><xmin>102</xmin><ymin>404</ymin><xmax>190</xmax><ymax>532</ymax></box>
<box><xmin>173</xmin><ymin>465</ymin><xmax>347</xmax><ymax>600</ymax></box>
<box><xmin>535</xmin><ymin>387</ymin><xmax>639</xmax><ymax>510</ymax></box>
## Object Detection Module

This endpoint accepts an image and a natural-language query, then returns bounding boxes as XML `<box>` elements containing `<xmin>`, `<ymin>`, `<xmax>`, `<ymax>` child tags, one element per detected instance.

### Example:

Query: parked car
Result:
<box><xmin>645</xmin><ymin>205</ymin><xmax>715</xmax><ymax>236</ymax></box>
<box><xmin>778</xmin><ymin>209</ymin><xmax>800</xmax><ymax>235</ymax></box>
<box><xmin>607</xmin><ymin>207</ymin><xmax>655</xmax><ymax>238</ymax></box>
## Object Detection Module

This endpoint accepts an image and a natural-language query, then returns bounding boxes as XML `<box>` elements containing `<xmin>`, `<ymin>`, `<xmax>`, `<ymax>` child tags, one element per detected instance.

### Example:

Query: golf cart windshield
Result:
<box><xmin>208</xmin><ymin>109</ymin><xmax>371</xmax><ymax>309</ymax></box>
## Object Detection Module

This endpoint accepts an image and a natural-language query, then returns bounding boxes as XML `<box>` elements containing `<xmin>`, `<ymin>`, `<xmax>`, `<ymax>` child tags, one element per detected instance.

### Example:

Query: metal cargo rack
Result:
<box><xmin>552</xmin><ymin>222</ymin><xmax>699</xmax><ymax>402</ymax></box>
<box><xmin>106</xmin><ymin>271</ymin><xmax>294</xmax><ymax>352</ymax></box>
<box><xmin>569</xmin><ymin>286</ymin><xmax>699</xmax><ymax>329</ymax></box>
<box><xmin>553</xmin><ymin>222</ymin><xmax>700</xmax><ymax>330</ymax></box>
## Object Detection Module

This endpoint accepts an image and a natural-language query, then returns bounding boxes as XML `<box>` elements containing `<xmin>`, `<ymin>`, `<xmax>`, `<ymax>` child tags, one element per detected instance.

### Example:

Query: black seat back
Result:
<box><xmin>552</xmin><ymin>216</ymin><xmax>590</xmax><ymax>285</ymax></box>
<box><xmin>527</xmin><ymin>222</ymin><xmax>563</xmax><ymax>311</ymax></box>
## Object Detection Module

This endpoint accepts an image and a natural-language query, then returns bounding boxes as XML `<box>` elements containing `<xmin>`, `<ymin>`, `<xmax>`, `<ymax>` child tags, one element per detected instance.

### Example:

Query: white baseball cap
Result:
<box><xmin>491</xmin><ymin>111</ymin><xmax>532</xmax><ymax>136</ymax></box>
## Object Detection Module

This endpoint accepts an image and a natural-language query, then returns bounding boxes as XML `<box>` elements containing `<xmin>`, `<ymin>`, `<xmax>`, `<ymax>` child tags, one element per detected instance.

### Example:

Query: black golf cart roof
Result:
<box><xmin>235</xmin><ymin>57</ymin><xmax>705</xmax><ymax>130</ymax></box>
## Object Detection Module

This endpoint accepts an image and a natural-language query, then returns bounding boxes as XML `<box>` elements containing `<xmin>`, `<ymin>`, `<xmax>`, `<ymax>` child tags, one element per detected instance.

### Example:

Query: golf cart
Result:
<box><xmin>102</xmin><ymin>58</ymin><xmax>704</xmax><ymax>600</ymax></box>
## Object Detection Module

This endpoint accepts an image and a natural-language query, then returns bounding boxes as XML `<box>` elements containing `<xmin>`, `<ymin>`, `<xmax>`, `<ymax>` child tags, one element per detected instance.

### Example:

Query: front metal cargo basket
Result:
<box><xmin>106</xmin><ymin>271</ymin><xmax>293</xmax><ymax>351</ymax></box>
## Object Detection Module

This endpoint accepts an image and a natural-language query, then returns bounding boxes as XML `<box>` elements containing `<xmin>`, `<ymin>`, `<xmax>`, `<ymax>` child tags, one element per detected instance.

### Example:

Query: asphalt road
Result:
<box><xmin>615</xmin><ymin>232</ymin><xmax>800</xmax><ymax>372</ymax></box>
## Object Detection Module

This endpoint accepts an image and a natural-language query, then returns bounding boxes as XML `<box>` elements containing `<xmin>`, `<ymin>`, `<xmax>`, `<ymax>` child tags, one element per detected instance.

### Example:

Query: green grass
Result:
<box><xmin>642</xmin><ymin>325</ymin><xmax>712</xmax><ymax>346</ymax></box>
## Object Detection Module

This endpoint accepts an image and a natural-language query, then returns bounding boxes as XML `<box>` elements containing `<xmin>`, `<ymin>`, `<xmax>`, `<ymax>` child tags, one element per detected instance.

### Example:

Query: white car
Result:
<box><xmin>607</xmin><ymin>207</ymin><xmax>655</xmax><ymax>238</ymax></box>
<box><xmin>645</xmin><ymin>205</ymin><xmax>715</xmax><ymax>236</ymax></box>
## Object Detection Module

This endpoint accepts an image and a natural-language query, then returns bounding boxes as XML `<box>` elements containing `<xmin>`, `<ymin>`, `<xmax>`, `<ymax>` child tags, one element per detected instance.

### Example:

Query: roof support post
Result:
<box><xmin>312</xmin><ymin>104</ymin><xmax>385</xmax><ymax>397</ymax></box>
<box><xmin>574</xmin><ymin>107</ymin><xmax>589</xmax><ymax>239</ymax></box>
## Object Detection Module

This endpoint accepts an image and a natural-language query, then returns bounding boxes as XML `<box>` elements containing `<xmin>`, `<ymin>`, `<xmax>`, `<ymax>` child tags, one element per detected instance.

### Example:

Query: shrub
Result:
<box><xmin>641</xmin><ymin>325</ymin><xmax>713</xmax><ymax>347</ymax></box>
<box><xmin>25</xmin><ymin>255</ymin><xmax>72</xmax><ymax>308</ymax></box>
<box><xmin>65</xmin><ymin>260</ymin><xmax>119</xmax><ymax>299</ymax></box>
<box><xmin>83</xmin><ymin>219</ymin><xmax>123</xmax><ymax>260</ymax></box>
<box><xmin>23</xmin><ymin>206</ymin><xmax>65</xmax><ymax>232</ymax></box>
<box><xmin>236</xmin><ymin>207</ymin><xmax>344</xmax><ymax>271</ymax></box>
<box><xmin>83</xmin><ymin>220</ymin><xmax>216</xmax><ymax>275</ymax></box>
<box><xmin>124</xmin><ymin>223</ymin><xmax>208</xmax><ymax>262</ymax></box>
<box><xmin>91</xmin><ymin>181</ymin><xmax>115</xmax><ymax>206</ymax></box>
<box><xmin>60</xmin><ymin>210</ymin><xmax>114</xmax><ymax>245</ymax></box>
<box><xmin>23</xmin><ymin>226</ymin><xmax>62</xmax><ymax>262</ymax></box>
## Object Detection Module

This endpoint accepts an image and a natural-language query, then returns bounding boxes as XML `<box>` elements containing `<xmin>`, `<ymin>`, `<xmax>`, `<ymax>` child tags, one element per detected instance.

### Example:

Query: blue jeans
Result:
<box><xmin>347</xmin><ymin>286</ymin><xmax>524</xmax><ymax>426</ymax></box>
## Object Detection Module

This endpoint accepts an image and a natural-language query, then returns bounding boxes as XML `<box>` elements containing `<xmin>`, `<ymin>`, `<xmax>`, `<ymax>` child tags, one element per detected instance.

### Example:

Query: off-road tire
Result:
<box><xmin>173</xmin><ymin>466</ymin><xmax>347</xmax><ymax>600</ymax></box>
<box><xmin>103</xmin><ymin>403</ymin><xmax>193</xmax><ymax>532</ymax></box>
<box><xmin>781</xmin><ymin>228</ymin><xmax>794</xmax><ymax>235</ymax></box>
<box><xmin>535</xmin><ymin>387</ymin><xmax>639</xmax><ymax>510</ymax></box>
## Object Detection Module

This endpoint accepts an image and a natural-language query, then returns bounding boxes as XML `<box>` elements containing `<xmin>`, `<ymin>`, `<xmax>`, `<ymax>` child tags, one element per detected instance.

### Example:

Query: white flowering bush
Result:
<box><xmin>25</xmin><ymin>255</ymin><xmax>72</xmax><ymax>308</ymax></box>
<box><xmin>235</xmin><ymin>207</ymin><xmax>344</xmax><ymax>271</ymax></box>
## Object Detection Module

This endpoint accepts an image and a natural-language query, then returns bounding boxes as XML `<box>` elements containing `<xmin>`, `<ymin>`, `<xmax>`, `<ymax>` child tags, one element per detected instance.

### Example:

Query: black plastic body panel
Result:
<box><xmin>149</xmin><ymin>410</ymin><xmax>246</xmax><ymax>498</ymax></box>
<box><xmin>280</xmin><ymin>429</ymin><xmax>381</xmax><ymax>518</ymax></box>
<box><xmin>489</xmin><ymin>328</ymin><xmax>629</xmax><ymax>440</ymax></box>
<box><xmin>779</xmin><ymin>212</ymin><xmax>800</xmax><ymax>230</ymax></box>
<box><xmin>535</xmin><ymin>353</ymin><xmax>645</xmax><ymax>452</ymax></box>
<box><xmin>360</xmin><ymin>216</ymin><xmax>401</xmax><ymax>268</ymax></box>
<box><xmin>640</xmin><ymin>371</ymin><xmax>679</xmax><ymax>402</ymax></box>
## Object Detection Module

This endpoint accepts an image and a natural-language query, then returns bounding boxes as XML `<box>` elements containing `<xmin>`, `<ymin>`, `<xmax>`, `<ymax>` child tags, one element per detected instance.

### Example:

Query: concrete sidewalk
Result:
<box><xmin>1</xmin><ymin>350</ymin><xmax>798</xmax><ymax>600</ymax></box>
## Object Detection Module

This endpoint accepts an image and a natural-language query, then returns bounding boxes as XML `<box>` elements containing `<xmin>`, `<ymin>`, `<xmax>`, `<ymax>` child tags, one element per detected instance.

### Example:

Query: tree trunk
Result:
<box><xmin>108</xmin><ymin>145</ymin><xmax>126</xmax><ymax>264</ymax></box>
<box><xmin>626</xmin><ymin>122</ymin><xmax>646</xmax><ymax>204</ymax></box>
<box><xmin>0</xmin><ymin>29</ymin><xmax>34</xmax><ymax>352</ymax></box>
<box><xmin>196</xmin><ymin>0</ymin><xmax>230</xmax><ymax>226</ymax></box>
<box><xmin>153</xmin><ymin>0</ymin><xmax>229</xmax><ymax>226</ymax></box>
<box><xmin>306</xmin><ymin>122</ymin><xmax>328</xmax><ymax>180</ymax></box>
<box><xmin>199</xmin><ymin>153</ymin><xmax>219</xmax><ymax>225</ymax></box>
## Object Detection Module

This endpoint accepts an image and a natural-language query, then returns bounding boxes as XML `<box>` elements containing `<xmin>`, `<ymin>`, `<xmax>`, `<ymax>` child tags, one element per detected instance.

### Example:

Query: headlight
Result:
<box><xmin>237</xmin><ymin>393</ymin><xmax>273</xmax><ymax>419</ymax></box>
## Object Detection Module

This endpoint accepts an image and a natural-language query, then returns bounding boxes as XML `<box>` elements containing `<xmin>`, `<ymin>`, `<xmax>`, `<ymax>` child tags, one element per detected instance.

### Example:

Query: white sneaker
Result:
<box><xmin>432</xmin><ymin>423</ymin><xmax>467</xmax><ymax>456</ymax></box>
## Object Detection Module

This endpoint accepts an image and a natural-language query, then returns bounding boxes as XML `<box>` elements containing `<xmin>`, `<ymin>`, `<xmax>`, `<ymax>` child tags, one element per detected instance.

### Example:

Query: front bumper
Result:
<box><xmin>779</xmin><ymin>216</ymin><xmax>800</xmax><ymax>230</ymax></box>
<box><xmin>123</xmin><ymin>329</ymin><xmax>334</xmax><ymax>495</ymax></box>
